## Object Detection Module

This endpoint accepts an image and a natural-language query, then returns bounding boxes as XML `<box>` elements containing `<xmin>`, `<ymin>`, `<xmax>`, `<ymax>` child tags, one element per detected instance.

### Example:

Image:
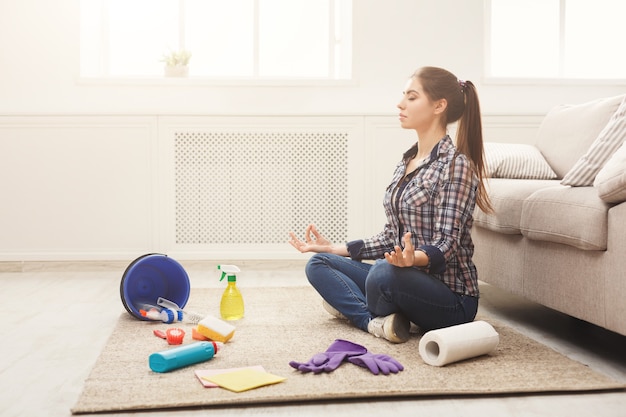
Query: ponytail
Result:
<box><xmin>456</xmin><ymin>81</ymin><xmax>493</xmax><ymax>214</ymax></box>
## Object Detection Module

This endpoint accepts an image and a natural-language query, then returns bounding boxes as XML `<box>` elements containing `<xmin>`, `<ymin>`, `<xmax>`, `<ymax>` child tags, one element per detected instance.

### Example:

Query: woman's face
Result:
<box><xmin>397</xmin><ymin>77</ymin><xmax>441</xmax><ymax>131</ymax></box>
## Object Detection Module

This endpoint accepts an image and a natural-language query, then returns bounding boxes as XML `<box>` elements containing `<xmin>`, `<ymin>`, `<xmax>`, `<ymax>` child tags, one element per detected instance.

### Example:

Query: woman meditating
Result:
<box><xmin>289</xmin><ymin>66</ymin><xmax>493</xmax><ymax>343</ymax></box>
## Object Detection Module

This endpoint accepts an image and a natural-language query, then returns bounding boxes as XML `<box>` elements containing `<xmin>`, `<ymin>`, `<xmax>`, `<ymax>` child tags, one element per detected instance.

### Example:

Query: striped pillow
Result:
<box><xmin>561</xmin><ymin>96</ymin><xmax>626</xmax><ymax>187</ymax></box>
<box><xmin>484</xmin><ymin>143</ymin><xmax>557</xmax><ymax>179</ymax></box>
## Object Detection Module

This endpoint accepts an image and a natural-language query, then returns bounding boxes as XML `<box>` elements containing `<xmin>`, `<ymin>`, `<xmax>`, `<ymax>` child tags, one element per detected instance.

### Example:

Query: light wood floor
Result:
<box><xmin>1</xmin><ymin>260</ymin><xmax>625</xmax><ymax>417</ymax></box>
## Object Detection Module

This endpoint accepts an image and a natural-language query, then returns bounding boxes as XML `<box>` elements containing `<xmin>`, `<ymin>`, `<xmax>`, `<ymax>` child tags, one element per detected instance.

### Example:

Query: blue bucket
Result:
<box><xmin>120</xmin><ymin>253</ymin><xmax>190</xmax><ymax>320</ymax></box>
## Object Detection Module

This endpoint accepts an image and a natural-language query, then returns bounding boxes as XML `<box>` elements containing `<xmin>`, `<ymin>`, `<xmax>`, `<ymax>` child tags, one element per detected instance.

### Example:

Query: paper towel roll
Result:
<box><xmin>418</xmin><ymin>320</ymin><xmax>499</xmax><ymax>367</ymax></box>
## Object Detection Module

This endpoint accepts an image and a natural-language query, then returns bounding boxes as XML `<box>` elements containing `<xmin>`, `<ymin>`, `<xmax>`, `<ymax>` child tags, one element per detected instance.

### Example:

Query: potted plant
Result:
<box><xmin>161</xmin><ymin>49</ymin><xmax>192</xmax><ymax>77</ymax></box>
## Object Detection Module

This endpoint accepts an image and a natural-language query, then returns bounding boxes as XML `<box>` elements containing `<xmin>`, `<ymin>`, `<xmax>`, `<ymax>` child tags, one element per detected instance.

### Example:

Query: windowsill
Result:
<box><xmin>76</xmin><ymin>76</ymin><xmax>358</xmax><ymax>87</ymax></box>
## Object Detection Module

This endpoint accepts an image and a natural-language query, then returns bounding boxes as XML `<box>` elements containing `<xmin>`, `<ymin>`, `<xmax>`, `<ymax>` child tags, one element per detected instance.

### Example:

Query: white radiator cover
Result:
<box><xmin>158</xmin><ymin>116</ymin><xmax>368</xmax><ymax>259</ymax></box>
<box><xmin>174</xmin><ymin>130</ymin><xmax>349</xmax><ymax>245</ymax></box>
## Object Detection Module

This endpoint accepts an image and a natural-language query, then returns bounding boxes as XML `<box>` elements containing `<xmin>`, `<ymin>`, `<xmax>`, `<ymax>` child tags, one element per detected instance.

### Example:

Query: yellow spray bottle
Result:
<box><xmin>218</xmin><ymin>264</ymin><xmax>244</xmax><ymax>320</ymax></box>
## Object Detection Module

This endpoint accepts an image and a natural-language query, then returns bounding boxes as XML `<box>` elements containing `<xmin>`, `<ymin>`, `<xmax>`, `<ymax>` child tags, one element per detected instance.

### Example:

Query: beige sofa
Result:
<box><xmin>472</xmin><ymin>94</ymin><xmax>626</xmax><ymax>337</ymax></box>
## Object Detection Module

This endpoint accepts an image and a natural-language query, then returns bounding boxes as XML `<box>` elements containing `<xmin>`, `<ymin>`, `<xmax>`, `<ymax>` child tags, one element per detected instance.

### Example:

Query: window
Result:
<box><xmin>487</xmin><ymin>0</ymin><xmax>626</xmax><ymax>80</ymax></box>
<box><xmin>80</xmin><ymin>0</ymin><xmax>352</xmax><ymax>80</ymax></box>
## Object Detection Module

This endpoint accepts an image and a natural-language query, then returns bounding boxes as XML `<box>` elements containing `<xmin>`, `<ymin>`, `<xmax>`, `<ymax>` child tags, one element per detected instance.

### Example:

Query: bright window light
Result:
<box><xmin>184</xmin><ymin>0</ymin><xmax>255</xmax><ymax>77</ymax></box>
<box><xmin>564</xmin><ymin>0</ymin><xmax>626</xmax><ymax>79</ymax></box>
<box><xmin>79</xmin><ymin>0</ymin><xmax>352</xmax><ymax>80</ymax></box>
<box><xmin>258</xmin><ymin>0</ymin><xmax>329</xmax><ymax>77</ymax></box>
<box><xmin>487</xmin><ymin>0</ymin><xmax>626</xmax><ymax>80</ymax></box>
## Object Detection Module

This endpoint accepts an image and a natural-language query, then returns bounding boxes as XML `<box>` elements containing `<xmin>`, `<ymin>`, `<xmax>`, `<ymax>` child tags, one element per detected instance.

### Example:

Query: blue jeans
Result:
<box><xmin>305</xmin><ymin>253</ymin><xmax>478</xmax><ymax>332</ymax></box>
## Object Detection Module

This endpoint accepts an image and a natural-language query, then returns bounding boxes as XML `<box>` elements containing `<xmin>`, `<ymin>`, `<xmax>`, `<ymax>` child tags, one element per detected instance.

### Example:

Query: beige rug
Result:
<box><xmin>72</xmin><ymin>287</ymin><xmax>624</xmax><ymax>414</ymax></box>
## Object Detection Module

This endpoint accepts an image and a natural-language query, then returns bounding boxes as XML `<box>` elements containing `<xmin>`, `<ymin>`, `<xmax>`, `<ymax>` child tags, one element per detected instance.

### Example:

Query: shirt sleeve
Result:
<box><xmin>347</xmin><ymin>226</ymin><xmax>396</xmax><ymax>260</ymax></box>
<box><xmin>346</xmin><ymin>239</ymin><xmax>365</xmax><ymax>260</ymax></box>
<box><xmin>416</xmin><ymin>245</ymin><xmax>445</xmax><ymax>274</ymax></box>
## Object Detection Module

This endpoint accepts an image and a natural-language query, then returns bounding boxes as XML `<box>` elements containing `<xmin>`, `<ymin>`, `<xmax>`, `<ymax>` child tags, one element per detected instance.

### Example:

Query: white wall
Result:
<box><xmin>0</xmin><ymin>0</ymin><xmax>624</xmax><ymax>262</ymax></box>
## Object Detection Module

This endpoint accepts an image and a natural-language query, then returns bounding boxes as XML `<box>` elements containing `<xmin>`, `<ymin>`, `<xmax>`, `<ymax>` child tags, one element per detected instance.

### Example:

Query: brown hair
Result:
<box><xmin>413</xmin><ymin>66</ymin><xmax>493</xmax><ymax>213</ymax></box>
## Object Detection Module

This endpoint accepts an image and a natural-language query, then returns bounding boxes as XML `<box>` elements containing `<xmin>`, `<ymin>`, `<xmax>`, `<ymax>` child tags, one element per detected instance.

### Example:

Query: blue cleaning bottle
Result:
<box><xmin>149</xmin><ymin>341</ymin><xmax>219</xmax><ymax>373</ymax></box>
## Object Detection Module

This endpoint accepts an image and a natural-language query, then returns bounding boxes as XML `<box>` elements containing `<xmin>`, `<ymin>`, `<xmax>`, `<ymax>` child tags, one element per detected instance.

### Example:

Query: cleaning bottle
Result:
<box><xmin>138</xmin><ymin>298</ymin><xmax>204</xmax><ymax>325</ymax></box>
<box><xmin>218</xmin><ymin>264</ymin><xmax>244</xmax><ymax>320</ymax></box>
<box><xmin>149</xmin><ymin>341</ymin><xmax>219</xmax><ymax>373</ymax></box>
<box><xmin>139</xmin><ymin>305</ymin><xmax>181</xmax><ymax>324</ymax></box>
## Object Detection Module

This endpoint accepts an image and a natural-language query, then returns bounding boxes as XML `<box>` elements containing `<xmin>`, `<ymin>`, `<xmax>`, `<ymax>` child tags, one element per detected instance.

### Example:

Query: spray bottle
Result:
<box><xmin>218</xmin><ymin>264</ymin><xmax>244</xmax><ymax>320</ymax></box>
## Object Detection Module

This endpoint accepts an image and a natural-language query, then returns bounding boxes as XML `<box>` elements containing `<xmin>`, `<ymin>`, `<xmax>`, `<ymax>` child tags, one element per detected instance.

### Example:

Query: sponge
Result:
<box><xmin>196</xmin><ymin>315</ymin><xmax>236</xmax><ymax>343</ymax></box>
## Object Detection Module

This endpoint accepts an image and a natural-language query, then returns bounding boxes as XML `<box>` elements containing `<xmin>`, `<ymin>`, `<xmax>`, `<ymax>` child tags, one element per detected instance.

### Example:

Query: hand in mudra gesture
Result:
<box><xmin>384</xmin><ymin>232</ymin><xmax>416</xmax><ymax>267</ymax></box>
<box><xmin>289</xmin><ymin>224</ymin><xmax>333</xmax><ymax>253</ymax></box>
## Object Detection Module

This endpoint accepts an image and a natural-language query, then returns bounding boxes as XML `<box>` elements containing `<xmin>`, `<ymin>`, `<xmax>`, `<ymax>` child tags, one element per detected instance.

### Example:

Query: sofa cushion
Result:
<box><xmin>535</xmin><ymin>94</ymin><xmax>625</xmax><ymax>179</ymax></box>
<box><xmin>520</xmin><ymin>186</ymin><xmax>609</xmax><ymax>250</ymax></box>
<box><xmin>474</xmin><ymin>179</ymin><xmax>560</xmax><ymax>234</ymax></box>
<box><xmin>594</xmin><ymin>141</ymin><xmax>626</xmax><ymax>203</ymax></box>
<box><xmin>484</xmin><ymin>143</ymin><xmax>557</xmax><ymax>179</ymax></box>
<box><xmin>561</xmin><ymin>95</ymin><xmax>626</xmax><ymax>186</ymax></box>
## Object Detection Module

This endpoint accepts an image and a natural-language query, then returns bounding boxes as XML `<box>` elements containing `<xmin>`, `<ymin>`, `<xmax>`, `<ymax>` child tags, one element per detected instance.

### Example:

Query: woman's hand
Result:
<box><xmin>384</xmin><ymin>232</ymin><xmax>416</xmax><ymax>267</ymax></box>
<box><xmin>289</xmin><ymin>224</ymin><xmax>334</xmax><ymax>253</ymax></box>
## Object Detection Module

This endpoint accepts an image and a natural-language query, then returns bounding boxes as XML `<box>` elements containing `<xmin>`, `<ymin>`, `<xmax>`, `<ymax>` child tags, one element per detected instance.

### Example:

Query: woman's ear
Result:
<box><xmin>434</xmin><ymin>98</ymin><xmax>448</xmax><ymax>115</ymax></box>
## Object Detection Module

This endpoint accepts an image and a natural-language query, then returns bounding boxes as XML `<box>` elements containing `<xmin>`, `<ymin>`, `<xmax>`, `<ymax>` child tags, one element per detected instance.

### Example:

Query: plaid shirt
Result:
<box><xmin>348</xmin><ymin>135</ymin><xmax>480</xmax><ymax>297</ymax></box>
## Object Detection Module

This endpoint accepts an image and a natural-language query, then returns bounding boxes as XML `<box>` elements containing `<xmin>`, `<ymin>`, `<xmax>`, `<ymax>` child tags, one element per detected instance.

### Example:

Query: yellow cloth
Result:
<box><xmin>202</xmin><ymin>368</ymin><xmax>286</xmax><ymax>393</ymax></box>
<box><xmin>195</xmin><ymin>366</ymin><xmax>265</xmax><ymax>388</ymax></box>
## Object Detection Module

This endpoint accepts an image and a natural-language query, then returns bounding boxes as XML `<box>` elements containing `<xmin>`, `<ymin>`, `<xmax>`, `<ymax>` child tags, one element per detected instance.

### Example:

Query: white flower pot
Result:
<box><xmin>164</xmin><ymin>65</ymin><xmax>189</xmax><ymax>78</ymax></box>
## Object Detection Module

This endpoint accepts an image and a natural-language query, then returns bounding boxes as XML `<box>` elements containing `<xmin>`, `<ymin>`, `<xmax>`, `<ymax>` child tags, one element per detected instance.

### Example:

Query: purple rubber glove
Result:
<box><xmin>289</xmin><ymin>339</ymin><xmax>368</xmax><ymax>374</ymax></box>
<box><xmin>348</xmin><ymin>352</ymin><xmax>404</xmax><ymax>375</ymax></box>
